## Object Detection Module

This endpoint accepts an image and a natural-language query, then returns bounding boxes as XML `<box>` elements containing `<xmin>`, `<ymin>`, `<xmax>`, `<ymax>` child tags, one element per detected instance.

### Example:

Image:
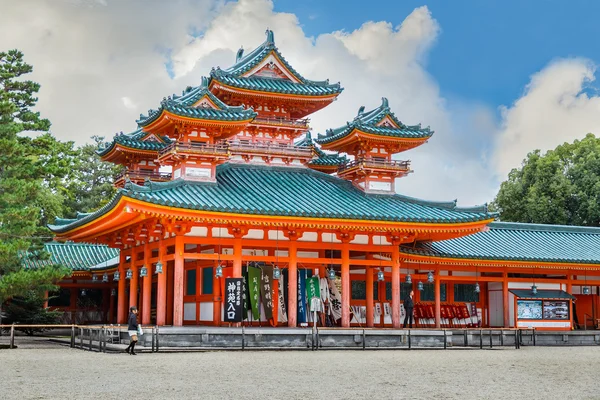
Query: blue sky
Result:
<box><xmin>274</xmin><ymin>0</ymin><xmax>600</xmax><ymax>107</ymax></box>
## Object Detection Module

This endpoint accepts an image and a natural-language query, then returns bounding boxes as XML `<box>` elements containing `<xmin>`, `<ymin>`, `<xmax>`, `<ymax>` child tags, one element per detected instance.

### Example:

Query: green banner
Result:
<box><xmin>247</xmin><ymin>266</ymin><xmax>261</xmax><ymax>320</ymax></box>
<box><xmin>306</xmin><ymin>275</ymin><xmax>320</xmax><ymax>301</ymax></box>
<box><xmin>242</xmin><ymin>266</ymin><xmax>249</xmax><ymax>320</ymax></box>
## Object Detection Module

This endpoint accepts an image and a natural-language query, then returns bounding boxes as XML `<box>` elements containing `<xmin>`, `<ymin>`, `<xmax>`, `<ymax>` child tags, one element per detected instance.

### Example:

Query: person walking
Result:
<box><xmin>403</xmin><ymin>290</ymin><xmax>415</xmax><ymax>328</ymax></box>
<box><xmin>125</xmin><ymin>306</ymin><xmax>139</xmax><ymax>355</ymax></box>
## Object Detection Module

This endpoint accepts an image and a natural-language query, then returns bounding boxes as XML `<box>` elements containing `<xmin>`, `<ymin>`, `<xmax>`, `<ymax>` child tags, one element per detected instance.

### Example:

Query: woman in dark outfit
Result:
<box><xmin>125</xmin><ymin>306</ymin><xmax>139</xmax><ymax>355</ymax></box>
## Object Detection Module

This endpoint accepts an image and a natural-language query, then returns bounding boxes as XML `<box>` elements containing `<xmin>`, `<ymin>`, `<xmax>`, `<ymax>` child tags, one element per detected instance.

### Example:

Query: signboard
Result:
<box><xmin>517</xmin><ymin>300</ymin><xmax>543</xmax><ymax>320</ymax></box>
<box><xmin>543</xmin><ymin>301</ymin><xmax>569</xmax><ymax>320</ymax></box>
<box><xmin>185</xmin><ymin>167</ymin><xmax>211</xmax><ymax>178</ymax></box>
<box><xmin>224</xmin><ymin>278</ymin><xmax>243</xmax><ymax>323</ymax></box>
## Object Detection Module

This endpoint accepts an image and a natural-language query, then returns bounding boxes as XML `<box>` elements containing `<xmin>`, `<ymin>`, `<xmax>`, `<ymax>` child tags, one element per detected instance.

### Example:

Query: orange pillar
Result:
<box><xmin>117</xmin><ymin>251</ymin><xmax>127</xmax><ymax>323</ymax></box>
<box><xmin>435</xmin><ymin>270</ymin><xmax>441</xmax><ymax>328</ymax></box>
<box><xmin>341</xmin><ymin>240</ymin><xmax>350</xmax><ymax>328</ymax></box>
<box><xmin>391</xmin><ymin>247</ymin><xmax>400</xmax><ymax>328</ymax></box>
<box><xmin>233</xmin><ymin>236</ymin><xmax>242</xmax><ymax>277</ymax></box>
<box><xmin>366</xmin><ymin>266</ymin><xmax>374</xmax><ymax>328</ymax></box>
<box><xmin>129</xmin><ymin>246</ymin><xmax>138</xmax><ymax>309</ymax></box>
<box><xmin>166</xmin><ymin>261</ymin><xmax>174</xmax><ymax>325</ymax></box>
<box><xmin>503</xmin><ymin>272</ymin><xmax>509</xmax><ymax>328</ymax></box>
<box><xmin>173</xmin><ymin>235</ymin><xmax>184</xmax><ymax>326</ymax></box>
<box><xmin>156</xmin><ymin>241</ymin><xmax>167</xmax><ymax>326</ymax></box>
<box><xmin>287</xmin><ymin>238</ymin><xmax>298</xmax><ymax>327</ymax></box>
<box><xmin>142</xmin><ymin>241</ymin><xmax>152</xmax><ymax>325</ymax></box>
<box><xmin>213</xmin><ymin>269</ymin><xmax>222</xmax><ymax>326</ymax></box>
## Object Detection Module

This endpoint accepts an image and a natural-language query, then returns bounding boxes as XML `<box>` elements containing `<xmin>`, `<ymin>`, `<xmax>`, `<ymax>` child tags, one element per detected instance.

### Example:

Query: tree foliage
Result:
<box><xmin>0</xmin><ymin>50</ymin><xmax>71</xmax><ymax>304</ymax></box>
<box><xmin>63</xmin><ymin>136</ymin><xmax>119</xmax><ymax>218</ymax></box>
<box><xmin>2</xmin><ymin>291</ymin><xmax>63</xmax><ymax>335</ymax></box>
<box><xmin>492</xmin><ymin>133</ymin><xmax>600</xmax><ymax>226</ymax></box>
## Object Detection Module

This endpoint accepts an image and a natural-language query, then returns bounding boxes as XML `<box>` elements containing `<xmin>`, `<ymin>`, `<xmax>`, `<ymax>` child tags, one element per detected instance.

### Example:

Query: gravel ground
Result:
<box><xmin>1</xmin><ymin>338</ymin><xmax>599</xmax><ymax>400</ymax></box>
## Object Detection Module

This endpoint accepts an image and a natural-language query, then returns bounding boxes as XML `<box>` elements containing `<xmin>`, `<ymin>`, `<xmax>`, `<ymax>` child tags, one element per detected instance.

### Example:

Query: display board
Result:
<box><xmin>542</xmin><ymin>301</ymin><xmax>569</xmax><ymax>320</ymax></box>
<box><xmin>517</xmin><ymin>300</ymin><xmax>542</xmax><ymax>320</ymax></box>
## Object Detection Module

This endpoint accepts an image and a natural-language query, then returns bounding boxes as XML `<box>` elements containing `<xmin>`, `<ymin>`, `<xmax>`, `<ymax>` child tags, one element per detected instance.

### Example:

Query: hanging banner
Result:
<box><xmin>307</xmin><ymin>276</ymin><xmax>320</xmax><ymax>302</ymax></box>
<box><xmin>242</xmin><ymin>266</ymin><xmax>249</xmax><ymax>320</ymax></box>
<box><xmin>278</xmin><ymin>274</ymin><xmax>288</xmax><ymax>323</ymax></box>
<box><xmin>224</xmin><ymin>278</ymin><xmax>243</xmax><ymax>323</ymax></box>
<box><xmin>247</xmin><ymin>266</ymin><xmax>261</xmax><ymax>320</ymax></box>
<box><xmin>327</xmin><ymin>278</ymin><xmax>342</xmax><ymax>321</ymax></box>
<box><xmin>320</xmin><ymin>277</ymin><xmax>329</xmax><ymax>304</ymax></box>
<box><xmin>260</xmin><ymin>265</ymin><xmax>274</xmax><ymax>320</ymax></box>
<box><xmin>298</xmin><ymin>269</ymin><xmax>307</xmax><ymax>324</ymax></box>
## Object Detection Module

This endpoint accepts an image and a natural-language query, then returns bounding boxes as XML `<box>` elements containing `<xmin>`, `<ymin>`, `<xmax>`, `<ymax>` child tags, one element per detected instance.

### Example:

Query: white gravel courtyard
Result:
<box><xmin>1</xmin><ymin>339</ymin><xmax>599</xmax><ymax>399</ymax></box>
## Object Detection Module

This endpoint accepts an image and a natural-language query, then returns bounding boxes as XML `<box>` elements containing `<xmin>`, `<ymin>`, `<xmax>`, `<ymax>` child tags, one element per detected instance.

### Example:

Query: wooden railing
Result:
<box><xmin>252</xmin><ymin>116</ymin><xmax>309</xmax><ymax>128</ymax></box>
<box><xmin>339</xmin><ymin>158</ymin><xmax>411</xmax><ymax>173</ymax></box>
<box><xmin>115</xmin><ymin>170</ymin><xmax>172</xmax><ymax>182</ymax></box>
<box><xmin>158</xmin><ymin>142</ymin><xmax>229</xmax><ymax>157</ymax></box>
<box><xmin>228</xmin><ymin>141</ymin><xmax>313</xmax><ymax>157</ymax></box>
<box><xmin>0</xmin><ymin>324</ymin><xmax>160</xmax><ymax>353</ymax></box>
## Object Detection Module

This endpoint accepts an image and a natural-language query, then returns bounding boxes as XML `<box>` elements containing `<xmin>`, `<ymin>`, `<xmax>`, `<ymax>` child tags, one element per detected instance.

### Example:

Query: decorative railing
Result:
<box><xmin>252</xmin><ymin>116</ymin><xmax>310</xmax><ymax>128</ymax></box>
<box><xmin>115</xmin><ymin>169</ymin><xmax>172</xmax><ymax>182</ymax></box>
<box><xmin>339</xmin><ymin>158</ymin><xmax>411</xmax><ymax>173</ymax></box>
<box><xmin>158</xmin><ymin>142</ymin><xmax>229</xmax><ymax>158</ymax></box>
<box><xmin>228</xmin><ymin>141</ymin><xmax>313</xmax><ymax>157</ymax></box>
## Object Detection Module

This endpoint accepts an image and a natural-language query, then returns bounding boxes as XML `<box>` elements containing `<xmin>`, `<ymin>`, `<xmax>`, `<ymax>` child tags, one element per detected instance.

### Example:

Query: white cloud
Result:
<box><xmin>494</xmin><ymin>58</ymin><xmax>600</xmax><ymax>179</ymax></box>
<box><xmin>121</xmin><ymin>97</ymin><xmax>137</xmax><ymax>110</ymax></box>
<box><xmin>0</xmin><ymin>0</ymin><xmax>221</xmax><ymax>141</ymax></box>
<box><xmin>0</xmin><ymin>0</ymin><xmax>514</xmax><ymax>205</ymax></box>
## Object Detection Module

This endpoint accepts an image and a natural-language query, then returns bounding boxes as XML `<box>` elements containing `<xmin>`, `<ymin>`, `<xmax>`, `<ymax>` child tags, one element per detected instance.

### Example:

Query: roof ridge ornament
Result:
<box><xmin>265</xmin><ymin>28</ymin><xmax>274</xmax><ymax>45</ymax></box>
<box><xmin>381</xmin><ymin>97</ymin><xmax>389</xmax><ymax>108</ymax></box>
<box><xmin>236</xmin><ymin>46</ymin><xmax>244</xmax><ymax>62</ymax></box>
<box><xmin>201</xmin><ymin>76</ymin><xmax>209</xmax><ymax>88</ymax></box>
<box><xmin>357</xmin><ymin>105</ymin><xmax>365</xmax><ymax>116</ymax></box>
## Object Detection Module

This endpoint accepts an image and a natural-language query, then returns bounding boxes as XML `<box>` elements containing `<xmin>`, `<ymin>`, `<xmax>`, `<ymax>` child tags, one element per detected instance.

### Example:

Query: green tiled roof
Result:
<box><xmin>211</xmin><ymin>70</ymin><xmax>342</xmax><ymax>96</ymax></box>
<box><xmin>509</xmin><ymin>290</ymin><xmax>575</xmax><ymax>300</ymax></box>
<box><xmin>137</xmin><ymin>77</ymin><xmax>256</xmax><ymax>127</ymax></box>
<box><xmin>401</xmin><ymin>221</ymin><xmax>600</xmax><ymax>265</ymax></box>
<box><xmin>315</xmin><ymin>97</ymin><xmax>433</xmax><ymax>145</ymax></box>
<box><xmin>97</xmin><ymin>129</ymin><xmax>170</xmax><ymax>156</ymax></box>
<box><xmin>296</xmin><ymin>132</ymin><xmax>346</xmax><ymax>167</ymax></box>
<box><xmin>49</xmin><ymin>164</ymin><xmax>495</xmax><ymax>233</ymax></box>
<box><xmin>210</xmin><ymin>29</ymin><xmax>342</xmax><ymax>97</ymax></box>
<box><xmin>22</xmin><ymin>242</ymin><xmax>119</xmax><ymax>272</ymax></box>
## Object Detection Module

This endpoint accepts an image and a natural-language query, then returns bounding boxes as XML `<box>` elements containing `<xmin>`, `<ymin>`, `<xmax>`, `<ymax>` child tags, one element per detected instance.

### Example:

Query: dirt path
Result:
<box><xmin>1</xmin><ymin>345</ymin><xmax>599</xmax><ymax>399</ymax></box>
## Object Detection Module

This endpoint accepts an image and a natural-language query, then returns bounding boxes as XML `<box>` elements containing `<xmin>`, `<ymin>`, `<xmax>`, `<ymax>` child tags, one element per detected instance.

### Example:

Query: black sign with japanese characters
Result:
<box><xmin>224</xmin><ymin>278</ymin><xmax>243</xmax><ymax>322</ymax></box>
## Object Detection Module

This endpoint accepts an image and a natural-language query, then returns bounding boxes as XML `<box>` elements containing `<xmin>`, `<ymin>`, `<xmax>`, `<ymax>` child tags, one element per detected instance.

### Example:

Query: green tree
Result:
<box><xmin>63</xmin><ymin>136</ymin><xmax>119</xmax><ymax>218</ymax></box>
<box><xmin>492</xmin><ymin>133</ymin><xmax>600</xmax><ymax>226</ymax></box>
<box><xmin>2</xmin><ymin>291</ymin><xmax>62</xmax><ymax>335</ymax></box>
<box><xmin>0</xmin><ymin>50</ymin><xmax>70</xmax><ymax>310</ymax></box>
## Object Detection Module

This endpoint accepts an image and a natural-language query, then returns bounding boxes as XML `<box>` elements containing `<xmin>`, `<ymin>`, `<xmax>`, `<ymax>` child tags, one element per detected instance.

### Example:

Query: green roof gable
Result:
<box><xmin>401</xmin><ymin>221</ymin><xmax>600</xmax><ymax>265</ymax></box>
<box><xmin>209</xmin><ymin>29</ymin><xmax>342</xmax><ymax>97</ymax></box>
<box><xmin>22</xmin><ymin>242</ymin><xmax>119</xmax><ymax>272</ymax></box>
<box><xmin>97</xmin><ymin>129</ymin><xmax>171</xmax><ymax>156</ymax></box>
<box><xmin>315</xmin><ymin>97</ymin><xmax>433</xmax><ymax>145</ymax></box>
<box><xmin>136</xmin><ymin>76</ymin><xmax>256</xmax><ymax>127</ymax></box>
<box><xmin>49</xmin><ymin>164</ymin><xmax>495</xmax><ymax>233</ymax></box>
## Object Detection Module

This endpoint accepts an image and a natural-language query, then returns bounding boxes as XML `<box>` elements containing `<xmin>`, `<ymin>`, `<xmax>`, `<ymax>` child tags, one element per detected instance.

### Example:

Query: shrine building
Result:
<box><xmin>46</xmin><ymin>30</ymin><xmax>600</xmax><ymax>331</ymax></box>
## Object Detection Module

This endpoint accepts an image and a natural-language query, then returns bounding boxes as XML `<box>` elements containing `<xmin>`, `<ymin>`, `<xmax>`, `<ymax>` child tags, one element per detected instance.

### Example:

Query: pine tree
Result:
<box><xmin>0</xmin><ymin>50</ymin><xmax>70</xmax><ymax>310</ymax></box>
<box><xmin>63</xmin><ymin>136</ymin><xmax>120</xmax><ymax>218</ymax></box>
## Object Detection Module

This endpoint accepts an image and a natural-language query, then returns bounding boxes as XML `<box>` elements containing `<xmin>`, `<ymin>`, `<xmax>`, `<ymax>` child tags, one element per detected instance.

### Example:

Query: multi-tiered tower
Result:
<box><xmin>99</xmin><ymin>30</ymin><xmax>343</xmax><ymax>185</ymax></box>
<box><xmin>315</xmin><ymin>98</ymin><xmax>433</xmax><ymax>194</ymax></box>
